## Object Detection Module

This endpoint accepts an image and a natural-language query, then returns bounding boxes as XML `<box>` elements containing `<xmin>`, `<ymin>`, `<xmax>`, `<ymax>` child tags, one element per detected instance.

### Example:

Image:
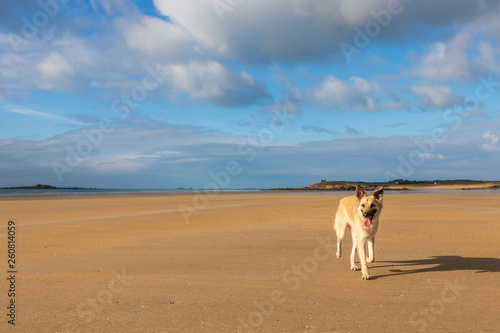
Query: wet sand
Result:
<box><xmin>1</xmin><ymin>192</ymin><xmax>499</xmax><ymax>332</ymax></box>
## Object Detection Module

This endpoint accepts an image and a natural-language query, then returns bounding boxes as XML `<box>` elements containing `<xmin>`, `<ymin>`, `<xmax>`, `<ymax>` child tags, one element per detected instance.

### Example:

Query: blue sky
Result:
<box><xmin>0</xmin><ymin>0</ymin><xmax>499</xmax><ymax>188</ymax></box>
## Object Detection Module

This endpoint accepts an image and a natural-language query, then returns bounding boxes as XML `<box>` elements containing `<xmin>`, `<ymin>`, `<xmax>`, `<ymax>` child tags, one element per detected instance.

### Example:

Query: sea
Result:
<box><xmin>0</xmin><ymin>188</ymin><xmax>262</xmax><ymax>196</ymax></box>
<box><xmin>1</xmin><ymin>187</ymin><xmax>499</xmax><ymax>197</ymax></box>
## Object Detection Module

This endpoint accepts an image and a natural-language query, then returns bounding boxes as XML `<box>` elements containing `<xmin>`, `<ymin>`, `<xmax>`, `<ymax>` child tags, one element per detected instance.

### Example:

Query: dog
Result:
<box><xmin>334</xmin><ymin>185</ymin><xmax>384</xmax><ymax>280</ymax></box>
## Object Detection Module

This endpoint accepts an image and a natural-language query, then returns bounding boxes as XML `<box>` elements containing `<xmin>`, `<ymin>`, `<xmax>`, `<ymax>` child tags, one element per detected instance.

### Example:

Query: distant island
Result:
<box><xmin>1</xmin><ymin>184</ymin><xmax>99</xmax><ymax>190</ymax></box>
<box><xmin>268</xmin><ymin>179</ymin><xmax>500</xmax><ymax>191</ymax></box>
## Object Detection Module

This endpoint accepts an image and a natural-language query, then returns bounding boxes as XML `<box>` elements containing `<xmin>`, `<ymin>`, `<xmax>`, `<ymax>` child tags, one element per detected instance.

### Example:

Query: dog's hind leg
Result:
<box><xmin>334</xmin><ymin>217</ymin><xmax>346</xmax><ymax>258</ymax></box>
<box><xmin>367</xmin><ymin>237</ymin><xmax>375</xmax><ymax>263</ymax></box>
<box><xmin>350</xmin><ymin>229</ymin><xmax>360</xmax><ymax>271</ymax></box>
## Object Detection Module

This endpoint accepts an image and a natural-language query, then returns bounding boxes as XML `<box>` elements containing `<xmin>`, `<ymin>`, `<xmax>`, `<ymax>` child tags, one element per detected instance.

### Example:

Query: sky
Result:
<box><xmin>0</xmin><ymin>0</ymin><xmax>499</xmax><ymax>189</ymax></box>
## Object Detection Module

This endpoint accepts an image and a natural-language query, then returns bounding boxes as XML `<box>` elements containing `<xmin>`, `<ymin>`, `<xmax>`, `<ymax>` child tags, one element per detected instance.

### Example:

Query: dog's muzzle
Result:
<box><xmin>363</xmin><ymin>210</ymin><xmax>376</xmax><ymax>219</ymax></box>
<box><xmin>362</xmin><ymin>209</ymin><xmax>377</xmax><ymax>227</ymax></box>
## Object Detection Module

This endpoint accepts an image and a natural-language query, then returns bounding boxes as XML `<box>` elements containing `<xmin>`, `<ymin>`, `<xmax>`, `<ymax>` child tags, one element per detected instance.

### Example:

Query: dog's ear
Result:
<box><xmin>356</xmin><ymin>185</ymin><xmax>366</xmax><ymax>200</ymax></box>
<box><xmin>373</xmin><ymin>187</ymin><xmax>384</xmax><ymax>201</ymax></box>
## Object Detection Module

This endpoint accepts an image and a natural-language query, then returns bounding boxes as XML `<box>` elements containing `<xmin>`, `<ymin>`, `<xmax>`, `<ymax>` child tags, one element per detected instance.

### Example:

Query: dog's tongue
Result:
<box><xmin>364</xmin><ymin>218</ymin><xmax>372</xmax><ymax>227</ymax></box>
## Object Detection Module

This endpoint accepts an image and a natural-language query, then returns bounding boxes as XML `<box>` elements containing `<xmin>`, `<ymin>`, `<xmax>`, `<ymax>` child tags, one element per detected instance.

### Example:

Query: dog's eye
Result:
<box><xmin>370</xmin><ymin>204</ymin><xmax>374</xmax><ymax>208</ymax></box>
<box><xmin>361</xmin><ymin>204</ymin><xmax>365</xmax><ymax>207</ymax></box>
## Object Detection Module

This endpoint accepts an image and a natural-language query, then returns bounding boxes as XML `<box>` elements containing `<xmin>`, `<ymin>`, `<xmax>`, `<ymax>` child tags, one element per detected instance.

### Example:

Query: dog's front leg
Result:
<box><xmin>357</xmin><ymin>239</ymin><xmax>370</xmax><ymax>280</ymax></box>
<box><xmin>367</xmin><ymin>237</ymin><xmax>375</xmax><ymax>263</ymax></box>
<box><xmin>350</xmin><ymin>232</ymin><xmax>359</xmax><ymax>271</ymax></box>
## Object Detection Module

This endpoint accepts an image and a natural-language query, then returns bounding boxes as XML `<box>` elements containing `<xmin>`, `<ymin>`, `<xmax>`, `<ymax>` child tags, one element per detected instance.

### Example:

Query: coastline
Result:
<box><xmin>268</xmin><ymin>180</ymin><xmax>500</xmax><ymax>191</ymax></box>
<box><xmin>2</xmin><ymin>179</ymin><xmax>500</xmax><ymax>198</ymax></box>
<box><xmin>2</xmin><ymin>186</ymin><xmax>500</xmax><ymax>201</ymax></box>
<box><xmin>2</xmin><ymin>179</ymin><xmax>499</xmax><ymax>197</ymax></box>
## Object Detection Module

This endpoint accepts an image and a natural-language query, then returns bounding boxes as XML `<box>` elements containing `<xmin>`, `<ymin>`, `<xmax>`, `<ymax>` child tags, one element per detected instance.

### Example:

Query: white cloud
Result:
<box><xmin>480</xmin><ymin>131</ymin><xmax>500</xmax><ymax>152</ymax></box>
<box><xmin>153</xmin><ymin>0</ymin><xmax>359</xmax><ymax>64</ymax></box>
<box><xmin>159</xmin><ymin>61</ymin><xmax>270</xmax><ymax>106</ymax></box>
<box><xmin>151</xmin><ymin>0</ymin><xmax>500</xmax><ymax>67</ymax></box>
<box><xmin>1</xmin><ymin>0</ymin><xmax>499</xmax><ymax>112</ymax></box>
<box><xmin>89</xmin><ymin>0</ymin><xmax>137</xmax><ymax>15</ymax></box>
<box><xmin>411</xmin><ymin>34</ymin><xmax>500</xmax><ymax>82</ymax></box>
<box><xmin>350</xmin><ymin>76</ymin><xmax>379</xmax><ymax>93</ymax></box>
<box><xmin>313</xmin><ymin>76</ymin><xmax>383</xmax><ymax>111</ymax></box>
<box><xmin>115</xmin><ymin>15</ymin><xmax>193</xmax><ymax>60</ymax></box>
<box><xmin>314</xmin><ymin>76</ymin><xmax>352</xmax><ymax>105</ymax></box>
<box><xmin>37</xmin><ymin>52</ymin><xmax>74</xmax><ymax>79</ymax></box>
<box><xmin>36</xmin><ymin>52</ymin><xmax>77</xmax><ymax>90</ymax></box>
<box><xmin>467</xmin><ymin>8</ymin><xmax>500</xmax><ymax>41</ymax></box>
<box><xmin>89</xmin><ymin>153</ymin><xmax>159</xmax><ymax>174</ymax></box>
<box><xmin>2</xmin><ymin>105</ymin><xmax>85</xmax><ymax>125</ymax></box>
<box><xmin>417</xmin><ymin>153</ymin><xmax>445</xmax><ymax>160</ymax></box>
<box><xmin>475</xmin><ymin>41</ymin><xmax>500</xmax><ymax>73</ymax></box>
<box><xmin>1</xmin><ymin>117</ymin><xmax>499</xmax><ymax>188</ymax></box>
<box><xmin>412</xmin><ymin>35</ymin><xmax>471</xmax><ymax>81</ymax></box>
<box><xmin>411</xmin><ymin>84</ymin><xmax>454</xmax><ymax>108</ymax></box>
<box><xmin>0</xmin><ymin>35</ymin><xmax>103</xmax><ymax>95</ymax></box>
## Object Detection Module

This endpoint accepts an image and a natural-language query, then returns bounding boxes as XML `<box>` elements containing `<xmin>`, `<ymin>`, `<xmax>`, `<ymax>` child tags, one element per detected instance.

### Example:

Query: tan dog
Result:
<box><xmin>334</xmin><ymin>185</ymin><xmax>384</xmax><ymax>280</ymax></box>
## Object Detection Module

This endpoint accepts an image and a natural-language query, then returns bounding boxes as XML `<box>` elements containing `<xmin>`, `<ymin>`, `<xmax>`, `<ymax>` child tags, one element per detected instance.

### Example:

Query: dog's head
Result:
<box><xmin>355</xmin><ymin>185</ymin><xmax>384</xmax><ymax>227</ymax></box>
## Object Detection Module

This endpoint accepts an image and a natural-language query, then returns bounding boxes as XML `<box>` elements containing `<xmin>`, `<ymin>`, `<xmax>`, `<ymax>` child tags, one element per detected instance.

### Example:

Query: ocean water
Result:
<box><xmin>0</xmin><ymin>188</ymin><xmax>259</xmax><ymax>196</ymax></box>
<box><xmin>0</xmin><ymin>188</ymin><xmax>499</xmax><ymax>196</ymax></box>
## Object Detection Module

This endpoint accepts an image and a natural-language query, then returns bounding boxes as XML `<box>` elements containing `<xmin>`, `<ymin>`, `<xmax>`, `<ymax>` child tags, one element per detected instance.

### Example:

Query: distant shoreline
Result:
<box><xmin>268</xmin><ymin>179</ymin><xmax>500</xmax><ymax>191</ymax></box>
<box><xmin>1</xmin><ymin>184</ymin><xmax>99</xmax><ymax>190</ymax></box>
<box><xmin>2</xmin><ymin>181</ymin><xmax>500</xmax><ymax>194</ymax></box>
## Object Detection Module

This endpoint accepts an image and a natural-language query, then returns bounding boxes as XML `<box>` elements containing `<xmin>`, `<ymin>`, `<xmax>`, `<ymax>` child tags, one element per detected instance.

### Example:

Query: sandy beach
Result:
<box><xmin>1</xmin><ymin>192</ymin><xmax>499</xmax><ymax>332</ymax></box>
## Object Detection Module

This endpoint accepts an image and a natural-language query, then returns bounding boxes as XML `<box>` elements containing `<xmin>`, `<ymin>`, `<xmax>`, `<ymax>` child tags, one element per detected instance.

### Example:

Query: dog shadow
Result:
<box><xmin>370</xmin><ymin>256</ymin><xmax>500</xmax><ymax>279</ymax></box>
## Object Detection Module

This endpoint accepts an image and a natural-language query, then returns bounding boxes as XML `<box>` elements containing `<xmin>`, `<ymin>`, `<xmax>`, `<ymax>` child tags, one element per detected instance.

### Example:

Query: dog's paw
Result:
<box><xmin>351</xmin><ymin>265</ymin><xmax>360</xmax><ymax>271</ymax></box>
<box><xmin>367</xmin><ymin>258</ymin><xmax>375</xmax><ymax>263</ymax></box>
<box><xmin>336</xmin><ymin>252</ymin><xmax>342</xmax><ymax>259</ymax></box>
<box><xmin>362</xmin><ymin>273</ymin><xmax>371</xmax><ymax>280</ymax></box>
